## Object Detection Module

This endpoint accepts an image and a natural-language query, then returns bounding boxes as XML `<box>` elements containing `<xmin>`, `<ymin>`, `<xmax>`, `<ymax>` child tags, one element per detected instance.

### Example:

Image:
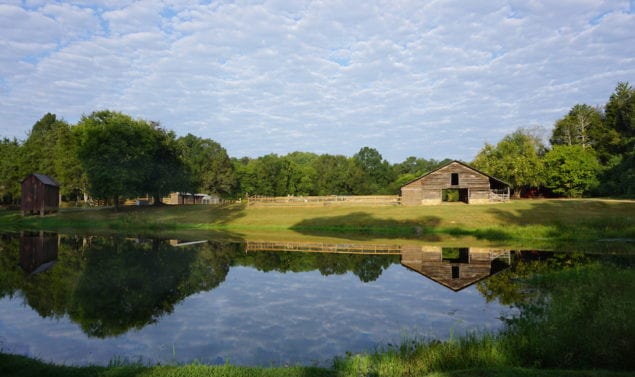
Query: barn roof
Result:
<box><xmin>400</xmin><ymin>160</ymin><xmax>510</xmax><ymax>188</ymax></box>
<box><xmin>22</xmin><ymin>173</ymin><xmax>60</xmax><ymax>187</ymax></box>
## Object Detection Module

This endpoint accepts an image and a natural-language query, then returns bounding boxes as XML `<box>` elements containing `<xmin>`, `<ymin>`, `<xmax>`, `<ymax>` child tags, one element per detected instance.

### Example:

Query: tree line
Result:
<box><xmin>0</xmin><ymin>82</ymin><xmax>633</xmax><ymax>207</ymax></box>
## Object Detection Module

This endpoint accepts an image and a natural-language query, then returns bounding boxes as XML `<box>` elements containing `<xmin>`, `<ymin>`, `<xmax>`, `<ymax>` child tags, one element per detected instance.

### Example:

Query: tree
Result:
<box><xmin>178</xmin><ymin>134</ymin><xmax>234</xmax><ymax>196</ymax></box>
<box><xmin>311</xmin><ymin>154</ymin><xmax>364</xmax><ymax>195</ymax></box>
<box><xmin>0</xmin><ymin>138</ymin><xmax>23</xmax><ymax>204</ymax></box>
<box><xmin>75</xmin><ymin>111</ymin><xmax>161</xmax><ymax>210</ymax></box>
<box><xmin>550</xmin><ymin>105</ymin><xmax>604</xmax><ymax>150</ymax></box>
<box><xmin>472</xmin><ymin>128</ymin><xmax>545</xmax><ymax>198</ymax></box>
<box><xmin>144</xmin><ymin>125</ymin><xmax>189</xmax><ymax>205</ymax></box>
<box><xmin>604</xmin><ymin>82</ymin><xmax>635</xmax><ymax>154</ymax></box>
<box><xmin>352</xmin><ymin>147</ymin><xmax>395</xmax><ymax>194</ymax></box>
<box><xmin>543</xmin><ymin>145</ymin><xmax>601</xmax><ymax>197</ymax></box>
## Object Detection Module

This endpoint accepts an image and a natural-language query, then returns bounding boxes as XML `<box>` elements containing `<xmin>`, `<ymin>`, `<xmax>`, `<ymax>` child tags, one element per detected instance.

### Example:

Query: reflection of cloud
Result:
<box><xmin>1</xmin><ymin>2</ymin><xmax>633</xmax><ymax>161</ymax></box>
<box><xmin>0</xmin><ymin>264</ymin><xmax>507</xmax><ymax>366</ymax></box>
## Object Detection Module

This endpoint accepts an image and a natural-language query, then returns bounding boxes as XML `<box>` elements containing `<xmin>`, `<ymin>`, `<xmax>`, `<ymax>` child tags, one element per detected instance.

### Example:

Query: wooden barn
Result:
<box><xmin>400</xmin><ymin>245</ymin><xmax>510</xmax><ymax>291</ymax></box>
<box><xmin>21</xmin><ymin>173</ymin><xmax>60</xmax><ymax>216</ymax></box>
<box><xmin>400</xmin><ymin>160</ymin><xmax>510</xmax><ymax>205</ymax></box>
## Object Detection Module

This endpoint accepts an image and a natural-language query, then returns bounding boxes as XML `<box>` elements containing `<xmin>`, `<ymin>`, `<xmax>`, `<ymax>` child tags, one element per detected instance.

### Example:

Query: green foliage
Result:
<box><xmin>542</xmin><ymin>145</ymin><xmax>601</xmax><ymax>197</ymax></box>
<box><xmin>0</xmin><ymin>138</ymin><xmax>23</xmax><ymax>204</ymax></box>
<box><xmin>74</xmin><ymin>111</ymin><xmax>188</xmax><ymax>209</ymax></box>
<box><xmin>352</xmin><ymin>147</ymin><xmax>396</xmax><ymax>194</ymax></box>
<box><xmin>178</xmin><ymin>134</ymin><xmax>234</xmax><ymax>196</ymax></box>
<box><xmin>472</xmin><ymin>128</ymin><xmax>545</xmax><ymax>197</ymax></box>
<box><xmin>502</xmin><ymin>263</ymin><xmax>635</xmax><ymax>370</ymax></box>
<box><xmin>550</xmin><ymin>104</ymin><xmax>607</xmax><ymax>156</ymax></box>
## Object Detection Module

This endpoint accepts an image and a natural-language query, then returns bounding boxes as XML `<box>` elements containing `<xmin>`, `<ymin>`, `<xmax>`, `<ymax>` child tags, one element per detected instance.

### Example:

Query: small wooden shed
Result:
<box><xmin>400</xmin><ymin>160</ymin><xmax>510</xmax><ymax>205</ymax></box>
<box><xmin>21</xmin><ymin>173</ymin><xmax>60</xmax><ymax>216</ymax></box>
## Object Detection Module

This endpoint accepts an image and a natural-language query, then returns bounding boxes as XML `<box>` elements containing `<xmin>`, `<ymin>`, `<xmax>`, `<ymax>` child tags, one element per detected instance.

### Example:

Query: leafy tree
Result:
<box><xmin>311</xmin><ymin>154</ymin><xmax>364</xmax><ymax>195</ymax></box>
<box><xmin>21</xmin><ymin>113</ymin><xmax>64</xmax><ymax>177</ymax></box>
<box><xmin>52</xmin><ymin>121</ymin><xmax>88</xmax><ymax>202</ymax></box>
<box><xmin>603</xmin><ymin>82</ymin><xmax>635</xmax><ymax>154</ymax></box>
<box><xmin>0</xmin><ymin>138</ymin><xmax>23</xmax><ymax>204</ymax></box>
<box><xmin>543</xmin><ymin>145</ymin><xmax>601</xmax><ymax>197</ymax></box>
<box><xmin>352</xmin><ymin>147</ymin><xmax>395</xmax><ymax>194</ymax></box>
<box><xmin>142</xmin><ymin>125</ymin><xmax>189</xmax><ymax>205</ymax></box>
<box><xmin>472</xmin><ymin>128</ymin><xmax>545</xmax><ymax>198</ymax></box>
<box><xmin>75</xmin><ymin>111</ymin><xmax>161</xmax><ymax>210</ymax></box>
<box><xmin>550</xmin><ymin>105</ymin><xmax>604</xmax><ymax>150</ymax></box>
<box><xmin>178</xmin><ymin>134</ymin><xmax>234</xmax><ymax>196</ymax></box>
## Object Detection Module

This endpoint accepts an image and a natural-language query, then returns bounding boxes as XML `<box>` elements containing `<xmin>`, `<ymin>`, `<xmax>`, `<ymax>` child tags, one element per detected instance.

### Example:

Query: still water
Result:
<box><xmin>0</xmin><ymin>232</ymin><xmax>587</xmax><ymax>366</ymax></box>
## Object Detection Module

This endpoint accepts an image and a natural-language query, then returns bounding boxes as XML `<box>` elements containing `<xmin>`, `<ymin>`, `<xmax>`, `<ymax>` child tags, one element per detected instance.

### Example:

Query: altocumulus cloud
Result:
<box><xmin>0</xmin><ymin>0</ymin><xmax>633</xmax><ymax>161</ymax></box>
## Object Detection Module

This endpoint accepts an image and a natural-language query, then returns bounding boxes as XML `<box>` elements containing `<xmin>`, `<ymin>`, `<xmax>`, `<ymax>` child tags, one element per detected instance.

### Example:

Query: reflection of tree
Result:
<box><xmin>69</xmin><ymin>238</ymin><xmax>235</xmax><ymax>338</ymax></box>
<box><xmin>476</xmin><ymin>251</ymin><xmax>590</xmax><ymax>306</ymax></box>
<box><xmin>237</xmin><ymin>250</ymin><xmax>398</xmax><ymax>283</ymax></box>
<box><xmin>0</xmin><ymin>235</ymin><xmax>236</xmax><ymax>338</ymax></box>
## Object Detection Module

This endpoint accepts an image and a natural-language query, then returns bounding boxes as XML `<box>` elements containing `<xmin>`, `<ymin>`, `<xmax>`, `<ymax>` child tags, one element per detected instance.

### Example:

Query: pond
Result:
<box><xmin>0</xmin><ymin>232</ymin><xmax>628</xmax><ymax>367</ymax></box>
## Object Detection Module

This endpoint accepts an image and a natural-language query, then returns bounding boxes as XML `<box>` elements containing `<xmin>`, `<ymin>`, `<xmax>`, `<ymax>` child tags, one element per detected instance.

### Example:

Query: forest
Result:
<box><xmin>0</xmin><ymin>82</ymin><xmax>633</xmax><ymax>207</ymax></box>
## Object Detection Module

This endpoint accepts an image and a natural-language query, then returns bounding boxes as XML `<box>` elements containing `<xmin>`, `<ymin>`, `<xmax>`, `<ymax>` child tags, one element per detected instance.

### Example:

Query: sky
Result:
<box><xmin>1</xmin><ymin>1</ymin><xmax>634</xmax><ymax>162</ymax></box>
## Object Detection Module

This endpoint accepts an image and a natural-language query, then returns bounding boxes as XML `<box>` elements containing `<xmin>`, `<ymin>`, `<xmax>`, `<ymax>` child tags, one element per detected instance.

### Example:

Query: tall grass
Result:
<box><xmin>333</xmin><ymin>333</ymin><xmax>511</xmax><ymax>376</ymax></box>
<box><xmin>501</xmin><ymin>263</ymin><xmax>635</xmax><ymax>370</ymax></box>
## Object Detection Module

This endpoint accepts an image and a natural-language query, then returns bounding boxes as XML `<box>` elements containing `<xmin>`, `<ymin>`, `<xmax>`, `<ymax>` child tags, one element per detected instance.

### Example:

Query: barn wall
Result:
<box><xmin>400</xmin><ymin>161</ymin><xmax>505</xmax><ymax>205</ymax></box>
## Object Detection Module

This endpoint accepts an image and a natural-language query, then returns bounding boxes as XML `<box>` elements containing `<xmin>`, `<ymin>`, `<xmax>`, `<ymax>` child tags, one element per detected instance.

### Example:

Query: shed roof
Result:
<box><xmin>22</xmin><ymin>173</ymin><xmax>60</xmax><ymax>187</ymax></box>
<box><xmin>400</xmin><ymin>160</ymin><xmax>510</xmax><ymax>188</ymax></box>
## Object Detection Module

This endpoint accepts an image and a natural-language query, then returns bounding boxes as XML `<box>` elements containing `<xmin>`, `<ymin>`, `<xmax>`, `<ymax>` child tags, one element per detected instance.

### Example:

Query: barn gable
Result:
<box><xmin>400</xmin><ymin>160</ymin><xmax>509</xmax><ymax>205</ymax></box>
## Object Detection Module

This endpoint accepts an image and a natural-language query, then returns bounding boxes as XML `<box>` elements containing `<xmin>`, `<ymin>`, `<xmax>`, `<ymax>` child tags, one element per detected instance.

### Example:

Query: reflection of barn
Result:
<box><xmin>400</xmin><ymin>245</ymin><xmax>510</xmax><ymax>291</ymax></box>
<box><xmin>19</xmin><ymin>231</ymin><xmax>59</xmax><ymax>274</ymax></box>
<box><xmin>400</xmin><ymin>161</ymin><xmax>510</xmax><ymax>205</ymax></box>
<box><xmin>21</xmin><ymin>173</ymin><xmax>60</xmax><ymax>216</ymax></box>
<box><xmin>165</xmin><ymin>192</ymin><xmax>220</xmax><ymax>205</ymax></box>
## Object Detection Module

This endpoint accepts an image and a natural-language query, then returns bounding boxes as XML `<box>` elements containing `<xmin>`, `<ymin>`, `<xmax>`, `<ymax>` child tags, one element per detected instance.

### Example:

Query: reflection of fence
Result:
<box><xmin>247</xmin><ymin>195</ymin><xmax>401</xmax><ymax>207</ymax></box>
<box><xmin>245</xmin><ymin>241</ymin><xmax>403</xmax><ymax>255</ymax></box>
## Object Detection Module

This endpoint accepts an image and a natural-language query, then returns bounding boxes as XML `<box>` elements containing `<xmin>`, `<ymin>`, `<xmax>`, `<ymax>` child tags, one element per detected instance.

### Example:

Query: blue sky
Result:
<box><xmin>1</xmin><ymin>1</ymin><xmax>634</xmax><ymax>162</ymax></box>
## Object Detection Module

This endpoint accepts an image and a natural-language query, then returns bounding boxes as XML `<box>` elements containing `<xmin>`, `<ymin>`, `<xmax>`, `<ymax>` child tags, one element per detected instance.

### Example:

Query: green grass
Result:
<box><xmin>2</xmin><ymin>353</ymin><xmax>633</xmax><ymax>377</ymax></box>
<box><xmin>2</xmin><ymin>199</ymin><xmax>635</xmax><ymax>249</ymax></box>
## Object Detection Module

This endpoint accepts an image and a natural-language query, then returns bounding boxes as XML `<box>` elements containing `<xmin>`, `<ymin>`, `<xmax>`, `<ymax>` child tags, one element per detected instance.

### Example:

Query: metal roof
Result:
<box><xmin>23</xmin><ymin>173</ymin><xmax>60</xmax><ymax>187</ymax></box>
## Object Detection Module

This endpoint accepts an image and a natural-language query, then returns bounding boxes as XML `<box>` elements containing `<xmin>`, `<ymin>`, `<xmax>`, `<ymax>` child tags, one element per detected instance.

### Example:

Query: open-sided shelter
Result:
<box><xmin>400</xmin><ymin>160</ymin><xmax>509</xmax><ymax>205</ymax></box>
<box><xmin>21</xmin><ymin>173</ymin><xmax>60</xmax><ymax>216</ymax></box>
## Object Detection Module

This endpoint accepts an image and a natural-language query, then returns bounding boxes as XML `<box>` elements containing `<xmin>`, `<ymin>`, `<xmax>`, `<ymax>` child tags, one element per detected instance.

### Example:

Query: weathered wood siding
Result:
<box><xmin>400</xmin><ymin>245</ymin><xmax>497</xmax><ymax>291</ymax></box>
<box><xmin>401</xmin><ymin>161</ymin><xmax>500</xmax><ymax>205</ymax></box>
<box><xmin>21</xmin><ymin>174</ymin><xmax>60</xmax><ymax>216</ymax></box>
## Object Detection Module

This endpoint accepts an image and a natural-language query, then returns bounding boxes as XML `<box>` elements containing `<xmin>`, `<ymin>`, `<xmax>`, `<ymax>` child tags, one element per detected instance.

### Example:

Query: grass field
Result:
<box><xmin>2</xmin><ymin>198</ymin><xmax>635</xmax><ymax>249</ymax></box>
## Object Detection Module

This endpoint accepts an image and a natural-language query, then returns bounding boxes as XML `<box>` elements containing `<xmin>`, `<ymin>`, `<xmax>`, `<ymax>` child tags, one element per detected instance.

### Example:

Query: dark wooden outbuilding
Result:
<box><xmin>21</xmin><ymin>173</ymin><xmax>60</xmax><ymax>216</ymax></box>
<box><xmin>400</xmin><ymin>160</ymin><xmax>510</xmax><ymax>205</ymax></box>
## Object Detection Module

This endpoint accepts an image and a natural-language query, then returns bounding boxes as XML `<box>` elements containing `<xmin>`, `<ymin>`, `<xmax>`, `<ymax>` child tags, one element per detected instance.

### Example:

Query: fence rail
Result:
<box><xmin>247</xmin><ymin>195</ymin><xmax>401</xmax><ymax>207</ymax></box>
<box><xmin>246</xmin><ymin>241</ymin><xmax>403</xmax><ymax>255</ymax></box>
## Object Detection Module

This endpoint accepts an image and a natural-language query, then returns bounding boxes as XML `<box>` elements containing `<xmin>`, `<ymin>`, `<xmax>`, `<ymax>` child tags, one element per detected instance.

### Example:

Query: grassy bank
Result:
<box><xmin>2</xmin><ymin>199</ymin><xmax>634</xmax><ymax>249</ymax></box>
<box><xmin>2</xmin><ymin>263</ymin><xmax>633</xmax><ymax>377</ymax></box>
<box><xmin>2</xmin><ymin>354</ymin><xmax>633</xmax><ymax>377</ymax></box>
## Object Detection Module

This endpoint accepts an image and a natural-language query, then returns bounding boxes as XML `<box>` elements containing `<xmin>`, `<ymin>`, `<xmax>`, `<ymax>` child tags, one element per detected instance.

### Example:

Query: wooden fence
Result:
<box><xmin>247</xmin><ymin>195</ymin><xmax>401</xmax><ymax>207</ymax></box>
<box><xmin>245</xmin><ymin>241</ymin><xmax>403</xmax><ymax>255</ymax></box>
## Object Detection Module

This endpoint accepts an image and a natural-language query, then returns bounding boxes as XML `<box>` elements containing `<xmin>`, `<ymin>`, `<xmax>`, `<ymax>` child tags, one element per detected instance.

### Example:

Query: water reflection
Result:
<box><xmin>401</xmin><ymin>246</ymin><xmax>510</xmax><ymax>291</ymax></box>
<box><xmin>19</xmin><ymin>231</ymin><xmax>59</xmax><ymax>275</ymax></box>
<box><xmin>2</xmin><ymin>232</ymin><xmax>612</xmax><ymax>367</ymax></box>
<box><xmin>245</xmin><ymin>241</ymin><xmax>512</xmax><ymax>291</ymax></box>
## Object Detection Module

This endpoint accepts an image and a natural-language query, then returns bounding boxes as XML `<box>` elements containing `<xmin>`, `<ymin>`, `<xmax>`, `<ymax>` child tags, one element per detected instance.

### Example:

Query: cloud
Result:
<box><xmin>0</xmin><ymin>0</ymin><xmax>633</xmax><ymax>161</ymax></box>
